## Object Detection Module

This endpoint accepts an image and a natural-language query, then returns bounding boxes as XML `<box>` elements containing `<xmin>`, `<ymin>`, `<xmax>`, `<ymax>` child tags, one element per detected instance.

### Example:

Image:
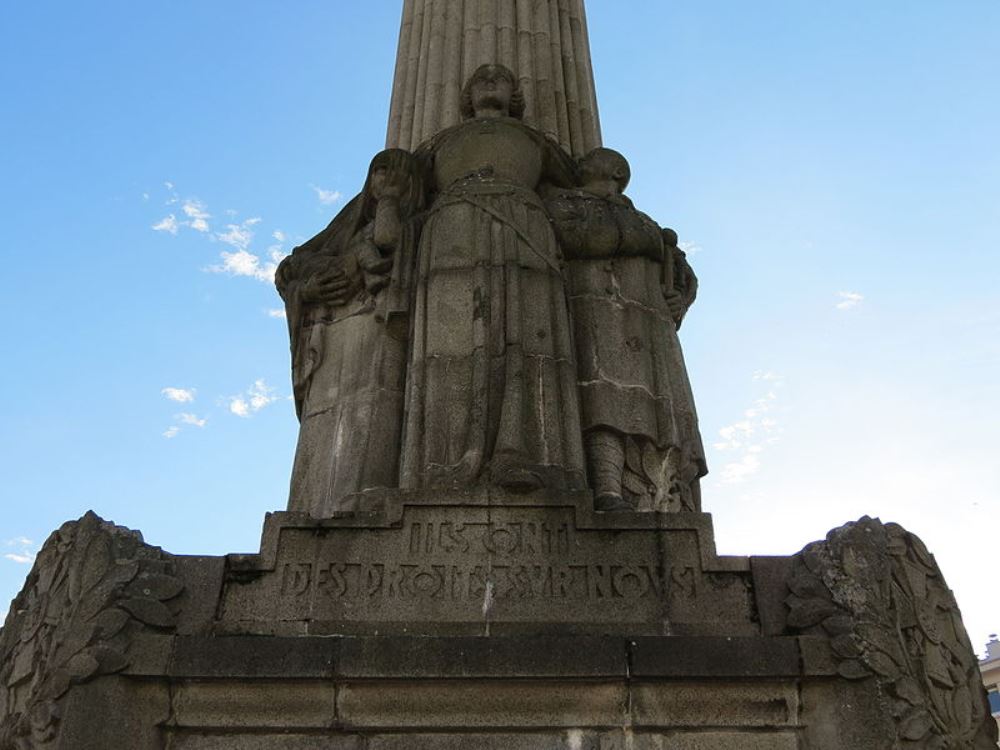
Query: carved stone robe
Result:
<box><xmin>277</xmin><ymin>199</ymin><xmax>419</xmax><ymax>516</ymax></box>
<box><xmin>547</xmin><ymin>189</ymin><xmax>707</xmax><ymax>511</ymax></box>
<box><xmin>400</xmin><ymin>117</ymin><xmax>586</xmax><ymax>491</ymax></box>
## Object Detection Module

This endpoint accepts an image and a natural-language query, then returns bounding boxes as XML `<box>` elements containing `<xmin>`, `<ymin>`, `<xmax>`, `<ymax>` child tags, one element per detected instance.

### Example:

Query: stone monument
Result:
<box><xmin>2</xmin><ymin>2</ymin><xmax>996</xmax><ymax>748</ymax></box>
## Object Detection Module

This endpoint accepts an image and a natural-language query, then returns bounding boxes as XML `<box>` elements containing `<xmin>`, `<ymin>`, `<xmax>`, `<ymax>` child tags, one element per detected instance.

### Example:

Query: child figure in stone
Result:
<box><xmin>546</xmin><ymin>147</ymin><xmax>707</xmax><ymax>512</ymax></box>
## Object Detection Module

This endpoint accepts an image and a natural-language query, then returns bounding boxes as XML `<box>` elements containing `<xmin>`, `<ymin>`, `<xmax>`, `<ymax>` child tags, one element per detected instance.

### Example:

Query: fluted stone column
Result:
<box><xmin>386</xmin><ymin>0</ymin><xmax>602</xmax><ymax>157</ymax></box>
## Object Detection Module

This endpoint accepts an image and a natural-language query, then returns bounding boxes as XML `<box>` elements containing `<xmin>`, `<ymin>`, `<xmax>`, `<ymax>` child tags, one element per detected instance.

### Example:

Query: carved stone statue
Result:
<box><xmin>398</xmin><ymin>63</ymin><xmax>586</xmax><ymax>492</ymax></box>
<box><xmin>275</xmin><ymin>149</ymin><xmax>423</xmax><ymax>515</ymax></box>
<box><xmin>547</xmin><ymin>147</ymin><xmax>706</xmax><ymax>511</ymax></box>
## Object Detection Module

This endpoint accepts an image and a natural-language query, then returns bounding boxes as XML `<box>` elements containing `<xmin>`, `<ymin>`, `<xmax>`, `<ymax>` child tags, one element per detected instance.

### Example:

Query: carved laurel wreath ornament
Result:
<box><xmin>0</xmin><ymin>512</ymin><xmax>183</xmax><ymax>750</ymax></box>
<box><xmin>785</xmin><ymin>516</ymin><xmax>997</xmax><ymax>749</ymax></box>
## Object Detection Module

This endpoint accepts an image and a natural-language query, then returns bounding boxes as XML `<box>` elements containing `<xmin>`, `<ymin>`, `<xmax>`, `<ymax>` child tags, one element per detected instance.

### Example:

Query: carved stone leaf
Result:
<box><xmin>90</xmin><ymin>645</ymin><xmax>129</xmax><ymax>676</ymax></box>
<box><xmin>857</xmin><ymin>623</ymin><xmax>906</xmax><ymax>663</ymax></box>
<box><xmin>898</xmin><ymin>708</ymin><xmax>934</xmax><ymax>741</ymax></box>
<box><xmin>924</xmin><ymin>646</ymin><xmax>954</xmax><ymax>689</ymax></box>
<box><xmin>822</xmin><ymin>614</ymin><xmax>854</xmax><ymax>636</ymax></box>
<box><xmin>77</xmin><ymin>536</ymin><xmax>113</xmax><ymax>599</ymax></box>
<box><xmin>43</xmin><ymin>670</ymin><xmax>71</xmax><ymax>701</ymax></box>
<box><xmin>786</xmin><ymin>599</ymin><xmax>840</xmax><ymax>629</ymax></box>
<box><xmin>952</xmin><ymin>684</ymin><xmax>973</xmax><ymax>735</ymax></box>
<box><xmin>866</xmin><ymin>649</ymin><xmax>903</xmax><ymax>680</ymax></box>
<box><xmin>64</xmin><ymin>651</ymin><xmax>100</xmax><ymax>682</ymax></box>
<box><xmin>108</xmin><ymin>559</ymin><xmax>141</xmax><ymax>587</ymax></box>
<box><xmin>125</xmin><ymin>572</ymin><xmax>183</xmax><ymax>602</ymax></box>
<box><xmin>787</xmin><ymin>574</ymin><xmax>831</xmax><ymax>601</ymax></box>
<box><xmin>830</xmin><ymin>634</ymin><xmax>862</xmax><ymax>659</ymax></box>
<box><xmin>119</xmin><ymin>597</ymin><xmax>175</xmax><ymax>629</ymax></box>
<box><xmin>90</xmin><ymin>608</ymin><xmax>130</xmax><ymax>641</ymax></box>
<box><xmin>801</xmin><ymin>547</ymin><xmax>824</xmax><ymax>575</ymax></box>
<box><xmin>893</xmin><ymin>676</ymin><xmax>925</xmax><ymax>706</ymax></box>
<box><xmin>906</xmin><ymin>533</ymin><xmax>936</xmax><ymax>571</ymax></box>
<box><xmin>837</xmin><ymin>659</ymin><xmax>871</xmax><ymax>680</ymax></box>
<box><xmin>76</xmin><ymin>585</ymin><xmax>118</xmax><ymax>626</ymax></box>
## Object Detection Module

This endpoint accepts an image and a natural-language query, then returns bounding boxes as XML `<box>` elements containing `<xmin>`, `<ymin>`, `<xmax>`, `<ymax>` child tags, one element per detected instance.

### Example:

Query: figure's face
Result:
<box><xmin>370</xmin><ymin>167</ymin><xmax>389</xmax><ymax>200</ymax></box>
<box><xmin>470</xmin><ymin>67</ymin><xmax>513</xmax><ymax>114</ymax></box>
<box><xmin>580</xmin><ymin>159</ymin><xmax>623</xmax><ymax>198</ymax></box>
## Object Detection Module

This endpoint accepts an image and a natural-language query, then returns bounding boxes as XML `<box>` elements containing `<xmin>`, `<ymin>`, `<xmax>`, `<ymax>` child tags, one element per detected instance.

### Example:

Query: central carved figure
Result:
<box><xmin>400</xmin><ymin>64</ymin><xmax>586</xmax><ymax>492</ymax></box>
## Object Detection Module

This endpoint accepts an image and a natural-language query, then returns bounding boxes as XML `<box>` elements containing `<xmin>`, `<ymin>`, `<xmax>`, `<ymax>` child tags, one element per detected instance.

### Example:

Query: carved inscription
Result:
<box><xmin>239</xmin><ymin>508</ymin><xmax>720</xmax><ymax>627</ymax></box>
<box><xmin>407</xmin><ymin>520</ymin><xmax>573</xmax><ymax>556</ymax></box>
<box><xmin>281</xmin><ymin>560</ymin><xmax>665</xmax><ymax>601</ymax></box>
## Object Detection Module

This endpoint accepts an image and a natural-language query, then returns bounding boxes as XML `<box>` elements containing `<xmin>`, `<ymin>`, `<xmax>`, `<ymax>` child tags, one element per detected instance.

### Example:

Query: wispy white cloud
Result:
<box><xmin>4</xmin><ymin>538</ymin><xmax>37</xmax><ymax>565</ymax></box>
<box><xmin>216</xmin><ymin>217</ymin><xmax>260</xmax><ymax>252</ymax></box>
<box><xmin>162</xmin><ymin>426</ymin><xmax>181</xmax><ymax>439</ymax></box>
<box><xmin>311</xmin><ymin>185</ymin><xmax>343</xmax><ymax>206</ymax></box>
<box><xmin>753</xmin><ymin>370</ymin><xmax>784</xmax><ymax>384</ymax></box>
<box><xmin>272</xmin><ymin>230</ymin><xmax>286</xmax><ymax>242</ymax></box>
<box><xmin>712</xmin><ymin>372</ymin><xmax>785</xmax><ymax>485</ymax></box>
<box><xmin>267</xmin><ymin>308</ymin><xmax>287</xmax><ymax>319</ymax></box>
<box><xmin>152</xmin><ymin>214</ymin><xmax>179</xmax><ymax>234</ymax></box>
<box><xmin>177</xmin><ymin>413</ymin><xmax>207</xmax><ymax>428</ymax></box>
<box><xmin>182</xmin><ymin>200</ymin><xmax>211</xmax><ymax>232</ymax></box>
<box><xmin>678</xmin><ymin>241</ymin><xmax>703</xmax><ymax>255</ymax></box>
<box><xmin>162</xmin><ymin>387</ymin><xmax>196</xmax><ymax>403</ymax></box>
<box><xmin>720</xmin><ymin>453</ymin><xmax>761</xmax><ymax>484</ymax></box>
<box><xmin>229</xmin><ymin>379</ymin><xmax>280</xmax><ymax>418</ymax></box>
<box><xmin>210</xmin><ymin>246</ymin><xmax>287</xmax><ymax>283</ymax></box>
<box><xmin>836</xmin><ymin>291</ymin><xmax>864</xmax><ymax>310</ymax></box>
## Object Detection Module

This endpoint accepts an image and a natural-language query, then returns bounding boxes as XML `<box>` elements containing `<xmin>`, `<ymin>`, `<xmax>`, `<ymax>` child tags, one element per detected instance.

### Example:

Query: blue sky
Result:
<box><xmin>1</xmin><ymin>2</ymin><xmax>997</xmax><ymax>652</ymax></box>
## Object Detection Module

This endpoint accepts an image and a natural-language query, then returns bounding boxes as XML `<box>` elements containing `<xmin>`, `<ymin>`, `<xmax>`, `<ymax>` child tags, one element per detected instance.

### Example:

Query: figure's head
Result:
<box><xmin>579</xmin><ymin>148</ymin><xmax>631</xmax><ymax>196</ymax></box>
<box><xmin>460</xmin><ymin>63</ymin><xmax>526</xmax><ymax>120</ymax></box>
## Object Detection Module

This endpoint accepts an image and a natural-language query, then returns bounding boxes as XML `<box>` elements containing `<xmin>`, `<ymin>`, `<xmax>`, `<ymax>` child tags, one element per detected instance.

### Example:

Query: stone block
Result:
<box><xmin>631</xmin><ymin>681</ymin><xmax>799</xmax><ymax>728</ymax></box>
<box><xmin>367</xmin><ymin>733</ymin><xmax>580</xmax><ymax>750</ymax></box>
<box><xmin>749</xmin><ymin>556</ymin><xmax>794</xmax><ymax>637</ymax></box>
<box><xmin>797</xmin><ymin>636</ymin><xmax>838</xmax><ymax>676</ymax></box>
<box><xmin>56</xmin><ymin>677</ymin><xmax>170</xmax><ymax>750</ymax></box>
<box><xmin>629</xmin><ymin>637</ymin><xmax>800</xmax><ymax>678</ymax></box>
<box><xmin>336</xmin><ymin>635</ymin><xmax>627</xmax><ymax>678</ymax></box>
<box><xmin>168</xmin><ymin>733</ymin><xmax>364</xmax><ymax>750</ymax></box>
<box><xmin>337</xmin><ymin>680</ymin><xmax>627</xmax><ymax>728</ymax></box>
<box><xmin>171</xmin><ymin>681</ymin><xmax>336</xmax><ymax>729</ymax></box>
<box><xmin>627</xmin><ymin>731</ymin><xmax>797</xmax><ymax>749</ymax></box>
<box><xmin>800</xmin><ymin>679</ymin><xmax>894</xmax><ymax>749</ymax></box>
<box><xmin>172</xmin><ymin>555</ymin><xmax>226</xmax><ymax>635</ymax></box>
<box><xmin>170</xmin><ymin>635</ymin><xmax>337</xmax><ymax>678</ymax></box>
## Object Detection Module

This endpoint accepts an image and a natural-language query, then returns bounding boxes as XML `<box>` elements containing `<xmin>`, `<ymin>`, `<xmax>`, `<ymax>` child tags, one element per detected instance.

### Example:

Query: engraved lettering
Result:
<box><xmin>281</xmin><ymin>563</ymin><xmax>312</xmax><ymax>596</ymax></box>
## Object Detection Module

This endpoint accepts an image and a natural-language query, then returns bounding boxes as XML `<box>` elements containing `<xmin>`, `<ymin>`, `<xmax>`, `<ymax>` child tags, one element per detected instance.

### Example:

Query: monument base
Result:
<box><xmin>1</xmin><ymin>493</ymin><xmax>995</xmax><ymax>749</ymax></box>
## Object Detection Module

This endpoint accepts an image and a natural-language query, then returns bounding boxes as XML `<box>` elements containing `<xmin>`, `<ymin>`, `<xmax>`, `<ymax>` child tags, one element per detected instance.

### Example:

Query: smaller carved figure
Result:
<box><xmin>547</xmin><ymin>147</ymin><xmax>707</xmax><ymax>512</ymax></box>
<box><xmin>275</xmin><ymin>149</ymin><xmax>423</xmax><ymax>515</ymax></box>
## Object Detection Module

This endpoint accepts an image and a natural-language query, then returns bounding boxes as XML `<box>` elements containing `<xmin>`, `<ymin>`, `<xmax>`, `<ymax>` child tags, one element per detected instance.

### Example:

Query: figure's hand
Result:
<box><xmin>372</xmin><ymin>150</ymin><xmax>414</xmax><ymax>200</ymax></box>
<box><xmin>357</xmin><ymin>244</ymin><xmax>393</xmax><ymax>275</ymax></box>
<box><xmin>663</xmin><ymin>288</ymin><xmax>686</xmax><ymax>321</ymax></box>
<box><xmin>301</xmin><ymin>267</ymin><xmax>359</xmax><ymax>305</ymax></box>
<box><xmin>274</xmin><ymin>255</ymin><xmax>296</xmax><ymax>290</ymax></box>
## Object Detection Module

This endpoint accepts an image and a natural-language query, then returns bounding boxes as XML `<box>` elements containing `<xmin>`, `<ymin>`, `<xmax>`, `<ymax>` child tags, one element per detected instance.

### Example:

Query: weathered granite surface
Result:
<box><xmin>2</xmin><ymin>507</ymin><xmax>995</xmax><ymax>749</ymax></box>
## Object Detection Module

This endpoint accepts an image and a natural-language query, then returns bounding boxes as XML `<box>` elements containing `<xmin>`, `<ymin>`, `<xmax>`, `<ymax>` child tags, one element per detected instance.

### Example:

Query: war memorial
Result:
<box><xmin>2</xmin><ymin>2</ymin><xmax>996</xmax><ymax>748</ymax></box>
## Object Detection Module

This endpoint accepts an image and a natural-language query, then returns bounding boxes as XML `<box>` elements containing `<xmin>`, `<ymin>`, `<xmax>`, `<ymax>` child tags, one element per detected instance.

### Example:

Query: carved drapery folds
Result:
<box><xmin>785</xmin><ymin>516</ymin><xmax>997</xmax><ymax>749</ymax></box>
<box><xmin>0</xmin><ymin>512</ymin><xmax>183</xmax><ymax>750</ymax></box>
<box><xmin>278</xmin><ymin>66</ymin><xmax>704</xmax><ymax>516</ymax></box>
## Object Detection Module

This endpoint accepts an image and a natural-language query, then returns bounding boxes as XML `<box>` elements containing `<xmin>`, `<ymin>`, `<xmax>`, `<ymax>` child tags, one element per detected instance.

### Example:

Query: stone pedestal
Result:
<box><xmin>2</xmin><ymin>496</ymin><xmax>996</xmax><ymax>749</ymax></box>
